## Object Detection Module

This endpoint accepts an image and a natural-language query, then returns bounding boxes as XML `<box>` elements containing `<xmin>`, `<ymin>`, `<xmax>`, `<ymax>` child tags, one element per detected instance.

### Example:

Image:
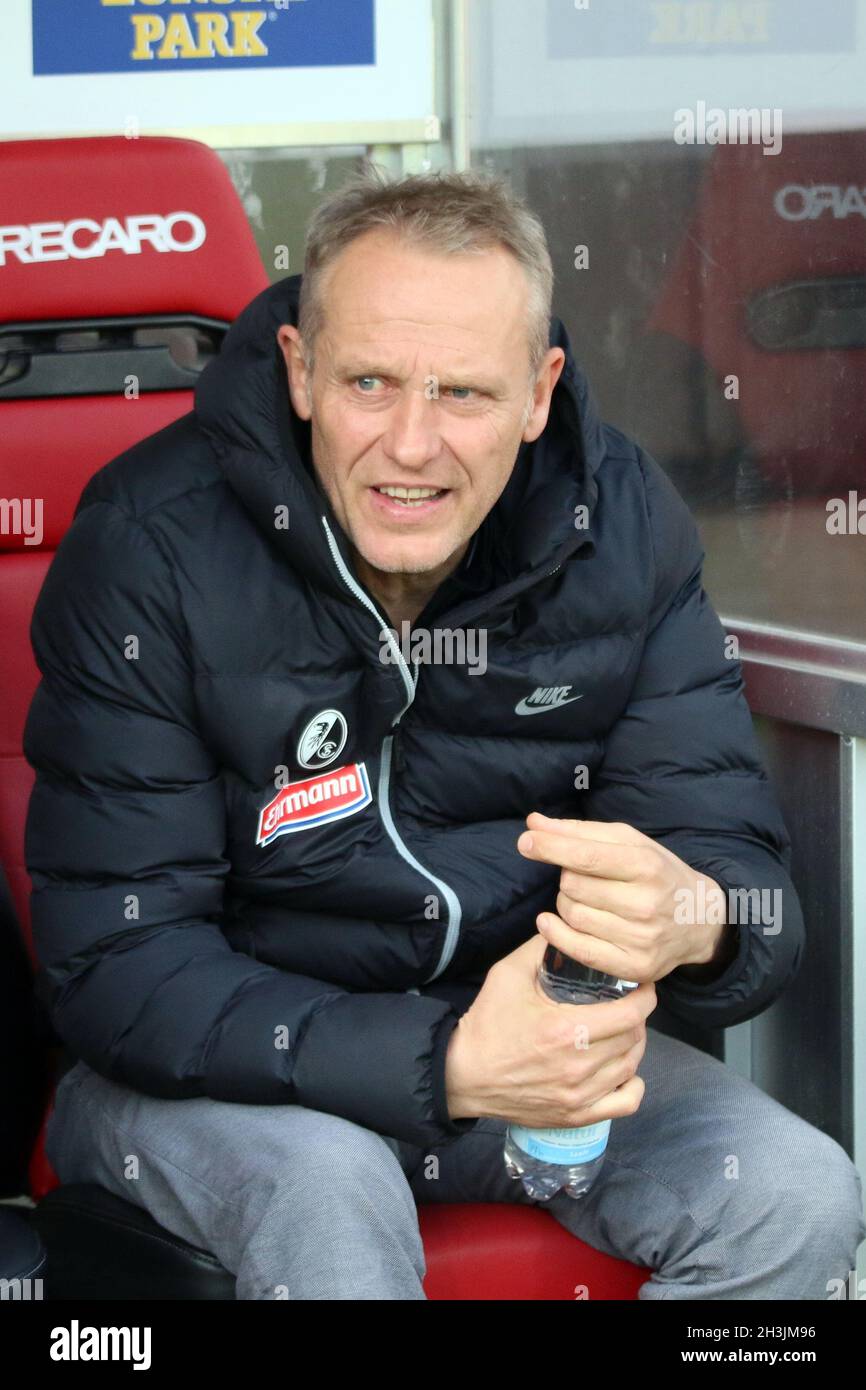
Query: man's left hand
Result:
<box><xmin>517</xmin><ymin>812</ymin><xmax>729</xmax><ymax>984</ymax></box>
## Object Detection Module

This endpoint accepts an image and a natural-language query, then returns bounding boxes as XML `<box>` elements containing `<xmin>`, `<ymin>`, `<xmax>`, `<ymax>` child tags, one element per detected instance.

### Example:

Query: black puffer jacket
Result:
<box><xmin>24</xmin><ymin>274</ymin><xmax>803</xmax><ymax>1148</ymax></box>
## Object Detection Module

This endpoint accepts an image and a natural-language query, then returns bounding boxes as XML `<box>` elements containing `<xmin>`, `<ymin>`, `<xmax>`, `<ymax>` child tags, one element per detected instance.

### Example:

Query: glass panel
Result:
<box><xmin>468</xmin><ymin>0</ymin><xmax>866</xmax><ymax>643</ymax></box>
<box><xmin>215</xmin><ymin>147</ymin><xmax>368</xmax><ymax>286</ymax></box>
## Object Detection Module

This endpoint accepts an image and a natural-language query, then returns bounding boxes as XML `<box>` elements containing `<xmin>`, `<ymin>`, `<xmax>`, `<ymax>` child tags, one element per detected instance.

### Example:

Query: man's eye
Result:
<box><xmin>354</xmin><ymin>376</ymin><xmax>383</xmax><ymax>392</ymax></box>
<box><xmin>444</xmin><ymin>386</ymin><xmax>476</xmax><ymax>401</ymax></box>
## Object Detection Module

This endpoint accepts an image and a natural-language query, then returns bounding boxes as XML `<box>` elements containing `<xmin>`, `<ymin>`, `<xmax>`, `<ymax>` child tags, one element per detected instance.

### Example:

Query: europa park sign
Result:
<box><xmin>31</xmin><ymin>0</ymin><xmax>375</xmax><ymax>74</ymax></box>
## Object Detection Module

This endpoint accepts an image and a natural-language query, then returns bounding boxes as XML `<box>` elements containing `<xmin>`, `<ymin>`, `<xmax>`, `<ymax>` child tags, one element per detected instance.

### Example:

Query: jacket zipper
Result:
<box><xmin>321</xmin><ymin>516</ymin><xmax>462</xmax><ymax>982</ymax></box>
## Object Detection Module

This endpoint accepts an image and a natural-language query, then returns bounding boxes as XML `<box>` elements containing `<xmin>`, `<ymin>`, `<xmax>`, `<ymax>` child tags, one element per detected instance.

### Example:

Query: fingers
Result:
<box><xmin>573</xmin><ymin>1072</ymin><xmax>646</xmax><ymax>1125</ymax></box>
<box><xmin>581</xmin><ymin>1036</ymin><xmax>646</xmax><ymax>1103</ymax></box>
<box><xmin>521</xmin><ymin>1034</ymin><xmax>647</xmax><ymax>1130</ymax></box>
<box><xmin>537</xmin><ymin>909</ymin><xmax>634</xmax><ymax>978</ymax></box>
<box><xmin>542</xmin><ymin>1053</ymin><xmax>647</xmax><ymax>1129</ymax></box>
<box><xmin>518</xmin><ymin>824</ymin><xmax>646</xmax><ymax>882</ymax></box>
<box><xmin>549</xmin><ymin>979</ymin><xmax>656</xmax><ymax>1042</ymax></box>
<box><xmin>572</xmin><ymin>1024</ymin><xmax>645</xmax><ymax>1074</ymax></box>
<box><xmin>525</xmin><ymin>813</ymin><xmax>647</xmax><ymax>848</ymax></box>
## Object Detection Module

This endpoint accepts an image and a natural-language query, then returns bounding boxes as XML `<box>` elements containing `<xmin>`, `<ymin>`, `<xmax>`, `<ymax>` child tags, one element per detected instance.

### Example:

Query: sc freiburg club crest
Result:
<box><xmin>297</xmin><ymin>709</ymin><xmax>348</xmax><ymax>770</ymax></box>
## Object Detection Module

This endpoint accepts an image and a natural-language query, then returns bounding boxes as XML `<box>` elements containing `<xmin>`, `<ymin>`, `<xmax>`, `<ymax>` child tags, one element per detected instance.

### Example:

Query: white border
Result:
<box><xmin>0</xmin><ymin>0</ymin><xmax>435</xmax><ymax>143</ymax></box>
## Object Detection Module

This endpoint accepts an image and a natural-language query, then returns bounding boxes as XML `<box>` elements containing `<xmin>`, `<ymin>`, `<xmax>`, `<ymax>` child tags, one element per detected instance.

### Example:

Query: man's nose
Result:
<box><xmin>381</xmin><ymin>385</ymin><xmax>441</xmax><ymax>469</ymax></box>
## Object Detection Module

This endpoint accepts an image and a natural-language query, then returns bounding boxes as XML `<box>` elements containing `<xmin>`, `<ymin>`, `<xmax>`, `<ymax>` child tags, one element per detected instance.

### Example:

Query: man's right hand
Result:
<box><xmin>445</xmin><ymin>934</ymin><xmax>655</xmax><ymax>1128</ymax></box>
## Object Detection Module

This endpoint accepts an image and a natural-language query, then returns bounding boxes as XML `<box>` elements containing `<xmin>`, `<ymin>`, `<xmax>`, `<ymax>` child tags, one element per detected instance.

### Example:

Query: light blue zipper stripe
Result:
<box><xmin>321</xmin><ymin>516</ymin><xmax>415</xmax><ymax>714</ymax></box>
<box><xmin>378</xmin><ymin>736</ymin><xmax>462</xmax><ymax>981</ymax></box>
<box><xmin>321</xmin><ymin>517</ymin><xmax>463</xmax><ymax>979</ymax></box>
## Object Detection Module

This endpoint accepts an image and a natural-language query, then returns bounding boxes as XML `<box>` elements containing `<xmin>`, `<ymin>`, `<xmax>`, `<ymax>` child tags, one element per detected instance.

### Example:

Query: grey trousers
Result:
<box><xmin>45</xmin><ymin>1027</ymin><xmax>866</xmax><ymax>1300</ymax></box>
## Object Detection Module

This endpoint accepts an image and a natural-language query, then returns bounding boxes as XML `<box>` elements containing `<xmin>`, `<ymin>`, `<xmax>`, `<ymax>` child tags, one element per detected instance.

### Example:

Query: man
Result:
<box><xmin>29</xmin><ymin>168</ymin><xmax>864</xmax><ymax>1299</ymax></box>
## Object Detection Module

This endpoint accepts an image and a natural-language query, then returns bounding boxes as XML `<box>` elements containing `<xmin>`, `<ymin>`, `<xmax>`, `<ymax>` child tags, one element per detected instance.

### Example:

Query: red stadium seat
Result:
<box><xmin>0</xmin><ymin>135</ymin><xmax>650</xmax><ymax>1300</ymax></box>
<box><xmin>639</xmin><ymin>131</ymin><xmax>866</xmax><ymax>501</ymax></box>
<box><xmin>419</xmin><ymin>1204</ymin><xmax>648</xmax><ymax>1300</ymax></box>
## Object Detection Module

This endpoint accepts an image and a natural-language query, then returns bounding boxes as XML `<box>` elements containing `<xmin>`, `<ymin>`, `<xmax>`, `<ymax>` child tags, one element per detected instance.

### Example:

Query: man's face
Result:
<box><xmin>278</xmin><ymin>228</ymin><xmax>564</xmax><ymax>581</ymax></box>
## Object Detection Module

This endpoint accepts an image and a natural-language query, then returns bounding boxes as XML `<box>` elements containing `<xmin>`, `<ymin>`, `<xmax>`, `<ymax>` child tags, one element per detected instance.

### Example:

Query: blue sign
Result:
<box><xmin>547</xmin><ymin>0</ymin><xmax>857</xmax><ymax>59</ymax></box>
<box><xmin>32</xmin><ymin>0</ymin><xmax>376</xmax><ymax>75</ymax></box>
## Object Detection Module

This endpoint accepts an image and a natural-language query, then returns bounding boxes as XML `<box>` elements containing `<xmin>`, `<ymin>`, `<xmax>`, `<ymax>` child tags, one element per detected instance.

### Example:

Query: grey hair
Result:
<box><xmin>296</xmin><ymin>163</ymin><xmax>554</xmax><ymax>419</ymax></box>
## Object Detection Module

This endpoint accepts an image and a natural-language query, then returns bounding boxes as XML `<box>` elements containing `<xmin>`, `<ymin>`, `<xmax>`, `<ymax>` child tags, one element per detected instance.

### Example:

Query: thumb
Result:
<box><xmin>508</xmin><ymin>931</ymin><xmax>549</xmax><ymax>978</ymax></box>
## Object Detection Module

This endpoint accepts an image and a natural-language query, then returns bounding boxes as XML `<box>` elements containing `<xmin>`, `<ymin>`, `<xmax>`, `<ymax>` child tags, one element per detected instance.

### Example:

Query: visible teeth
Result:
<box><xmin>378</xmin><ymin>486</ymin><xmax>442</xmax><ymax>499</ymax></box>
<box><xmin>377</xmin><ymin>485</ymin><xmax>444</xmax><ymax>506</ymax></box>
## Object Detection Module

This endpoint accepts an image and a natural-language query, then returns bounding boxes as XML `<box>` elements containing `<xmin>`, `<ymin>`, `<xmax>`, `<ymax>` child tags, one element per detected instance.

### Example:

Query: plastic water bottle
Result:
<box><xmin>504</xmin><ymin>944</ymin><xmax>639</xmax><ymax>1201</ymax></box>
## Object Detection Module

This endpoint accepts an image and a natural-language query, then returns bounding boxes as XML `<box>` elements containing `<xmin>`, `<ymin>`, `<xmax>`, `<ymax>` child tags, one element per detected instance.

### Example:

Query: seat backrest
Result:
<box><xmin>0</xmin><ymin>135</ymin><xmax>269</xmax><ymax>964</ymax></box>
<box><xmin>646</xmin><ymin>130</ymin><xmax>866</xmax><ymax>492</ymax></box>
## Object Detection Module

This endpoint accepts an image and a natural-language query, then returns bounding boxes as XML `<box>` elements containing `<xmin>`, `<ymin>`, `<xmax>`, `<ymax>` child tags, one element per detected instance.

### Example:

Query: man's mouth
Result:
<box><xmin>373</xmin><ymin>485</ymin><xmax>448</xmax><ymax>508</ymax></box>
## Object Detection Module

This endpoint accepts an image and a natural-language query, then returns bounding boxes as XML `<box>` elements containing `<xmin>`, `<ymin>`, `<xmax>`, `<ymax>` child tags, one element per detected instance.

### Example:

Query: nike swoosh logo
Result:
<box><xmin>514</xmin><ymin>694</ymin><xmax>584</xmax><ymax>716</ymax></box>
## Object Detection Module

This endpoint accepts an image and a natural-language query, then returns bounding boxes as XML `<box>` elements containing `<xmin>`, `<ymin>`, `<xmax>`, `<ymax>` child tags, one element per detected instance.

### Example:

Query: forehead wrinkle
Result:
<box><xmin>332</xmin><ymin>335</ymin><xmax>497</xmax><ymax>374</ymax></box>
<box><xmin>337</xmin><ymin>316</ymin><xmax>489</xmax><ymax>346</ymax></box>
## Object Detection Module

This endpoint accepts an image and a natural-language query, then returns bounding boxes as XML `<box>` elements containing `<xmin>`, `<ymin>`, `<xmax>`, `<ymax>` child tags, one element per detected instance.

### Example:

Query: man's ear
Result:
<box><xmin>522</xmin><ymin>347</ymin><xmax>566</xmax><ymax>443</ymax></box>
<box><xmin>276</xmin><ymin>324</ymin><xmax>313</xmax><ymax>421</ymax></box>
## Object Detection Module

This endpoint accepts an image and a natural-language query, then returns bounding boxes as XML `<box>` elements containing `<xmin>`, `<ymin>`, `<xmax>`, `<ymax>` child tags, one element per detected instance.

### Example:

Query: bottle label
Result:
<box><xmin>509</xmin><ymin>1120</ymin><xmax>611</xmax><ymax>1165</ymax></box>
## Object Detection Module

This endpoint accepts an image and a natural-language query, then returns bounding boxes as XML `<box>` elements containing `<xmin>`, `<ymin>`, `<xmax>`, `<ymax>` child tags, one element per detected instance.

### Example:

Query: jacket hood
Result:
<box><xmin>195</xmin><ymin>273</ymin><xmax>603</xmax><ymax>611</ymax></box>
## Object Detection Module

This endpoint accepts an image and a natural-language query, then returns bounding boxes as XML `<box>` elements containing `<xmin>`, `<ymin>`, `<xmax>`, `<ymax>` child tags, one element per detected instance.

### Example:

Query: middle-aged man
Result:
<box><xmin>29</xmin><ymin>168</ymin><xmax>865</xmax><ymax>1300</ymax></box>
